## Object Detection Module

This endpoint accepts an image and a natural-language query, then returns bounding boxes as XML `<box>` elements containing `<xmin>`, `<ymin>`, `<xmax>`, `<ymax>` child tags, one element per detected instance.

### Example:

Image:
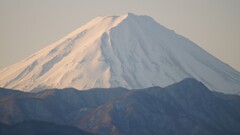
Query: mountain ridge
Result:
<box><xmin>1</xmin><ymin>78</ymin><xmax>240</xmax><ymax>135</ymax></box>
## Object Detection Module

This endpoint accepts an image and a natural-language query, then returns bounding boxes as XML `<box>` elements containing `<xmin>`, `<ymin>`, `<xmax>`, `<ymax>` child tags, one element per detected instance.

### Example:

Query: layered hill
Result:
<box><xmin>0</xmin><ymin>13</ymin><xmax>240</xmax><ymax>93</ymax></box>
<box><xmin>0</xmin><ymin>78</ymin><xmax>240</xmax><ymax>135</ymax></box>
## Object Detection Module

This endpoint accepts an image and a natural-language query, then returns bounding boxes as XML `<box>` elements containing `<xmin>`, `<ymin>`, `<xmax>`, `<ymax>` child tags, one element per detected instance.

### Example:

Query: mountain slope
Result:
<box><xmin>78</xmin><ymin>79</ymin><xmax>240</xmax><ymax>135</ymax></box>
<box><xmin>0</xmin><ymin>13</ymin><xmax>240</xmax><ymax>93</ymax></box>
<box><xmin>0</xmin><ymin>87</ymin><xmax>127</xmax><ymax>125</ymax></box>
<box><xmin>0</xmin><ymin>78</ymin><xmax>240</xmax><ymax>135</ymax></box>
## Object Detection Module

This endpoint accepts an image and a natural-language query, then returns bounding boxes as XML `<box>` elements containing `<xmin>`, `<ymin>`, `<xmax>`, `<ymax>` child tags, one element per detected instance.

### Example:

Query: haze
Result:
<box><xmin>0</xmin><ymin>0</ymin><xmax>240</xmax><ymax>71</ymax></box>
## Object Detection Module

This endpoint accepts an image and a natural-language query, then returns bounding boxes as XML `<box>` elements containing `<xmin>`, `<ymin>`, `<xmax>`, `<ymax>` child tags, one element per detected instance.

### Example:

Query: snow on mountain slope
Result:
<box><xmin>0</xmin><ymin>13</ymin><xmax>240</xmax><ymax>94</ymax></box>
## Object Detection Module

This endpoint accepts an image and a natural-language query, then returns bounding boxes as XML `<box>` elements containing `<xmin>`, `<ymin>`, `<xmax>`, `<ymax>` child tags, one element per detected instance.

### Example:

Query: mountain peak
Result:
<box><xmin>122</xmin><ymin>12</ymin><xmax>139</xmax><ymax>18</ymax></box>
<box><xmin>166</xmin><ymin>78</ymin><xmax>211</xmax><ymax>95</ymax></box>
<box><xmin>0</xmin><ymin>13</ymin><xmax>240</xmax><ymax>93</ymax></box>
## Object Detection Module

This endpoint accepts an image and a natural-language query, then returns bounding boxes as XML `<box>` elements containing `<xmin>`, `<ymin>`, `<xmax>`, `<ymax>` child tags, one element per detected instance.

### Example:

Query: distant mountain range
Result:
<box><xmin>0</xmin><ymin>78</ymin><xmax>240</xmax><ymax>135</ymax></box>
<box><xmin>0</xmin><ymin>13</ymin><xmax>240</xmax><ymax>94</ymax></box>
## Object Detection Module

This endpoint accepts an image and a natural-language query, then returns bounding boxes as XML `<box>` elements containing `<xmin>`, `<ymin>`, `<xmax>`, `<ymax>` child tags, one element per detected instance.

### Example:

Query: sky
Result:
<box><xmin>0</xmin><ymin>0</ymin><xmax>240</xmax><ymax>71</ymax></box>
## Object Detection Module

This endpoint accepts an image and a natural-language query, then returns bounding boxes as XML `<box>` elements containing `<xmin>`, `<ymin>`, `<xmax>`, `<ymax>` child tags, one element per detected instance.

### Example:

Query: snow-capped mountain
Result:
<box><xmin>0</xmin><ymin>13</ymin><xmax>240</xmax><ymax>93</ymax></box>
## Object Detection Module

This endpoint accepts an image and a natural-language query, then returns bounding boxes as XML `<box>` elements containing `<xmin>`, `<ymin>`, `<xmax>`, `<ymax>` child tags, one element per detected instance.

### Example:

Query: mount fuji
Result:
<box><xmin>0</xmin><ymin>13</ymin><xmax>240</xmax><ymax>93</ymax></box>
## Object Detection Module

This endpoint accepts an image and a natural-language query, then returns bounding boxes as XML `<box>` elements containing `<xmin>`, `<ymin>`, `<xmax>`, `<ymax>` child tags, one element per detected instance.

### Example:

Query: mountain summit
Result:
<box><xmin>0</xmin><ymin>13</ymin><xmax>240</xmax><ymax>93</ymax></box>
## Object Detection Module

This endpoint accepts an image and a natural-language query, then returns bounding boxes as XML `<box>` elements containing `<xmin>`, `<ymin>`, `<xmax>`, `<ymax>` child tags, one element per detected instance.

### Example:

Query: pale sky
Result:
<box><xmin>0</xmin><ymin>0</ymin><xmax>240</xmax><ymax>71</ymax></box>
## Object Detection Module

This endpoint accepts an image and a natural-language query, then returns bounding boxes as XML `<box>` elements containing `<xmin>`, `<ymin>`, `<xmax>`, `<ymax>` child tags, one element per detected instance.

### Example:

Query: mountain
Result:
<box><xmin>0</xmin><ymin>87</ymin><xmax>127</xmax><ymax>125</ymax></box>
<box><xmin>77</xmin><ymin>79</ymin><xmax>240</xmax><ymax>135</ymax></box>
<box><xmin>0</xmin><ymin>78</ymin><xmax>240</xmax><ymax>135</ymax></box>
<box><xmin>0</xmin><ymin>121</ymin><xmax>96</xmax><ymax>135</ymax></box>
<box><xmin>0</xmin><ymin>13</ymin><xmax>240</xmax><ymax>93</ymax></box>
